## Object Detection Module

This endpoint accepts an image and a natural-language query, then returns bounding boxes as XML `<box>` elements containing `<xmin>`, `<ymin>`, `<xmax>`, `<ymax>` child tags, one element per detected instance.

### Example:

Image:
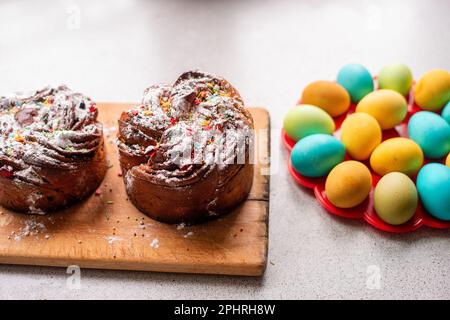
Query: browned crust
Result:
<box><xmin>118</xmin><ymin>71</ymin><xmax>254</xmax><ymax>224</ymax></box>
<box><xmin>124</xmin><ymin>163</ymin><xmax>254</xmax><ymax>224</ymax></box>
<box><xmin>0</xmin><ymin>140</ymin><xmax>107</xmax><ymax>214</ymax></box>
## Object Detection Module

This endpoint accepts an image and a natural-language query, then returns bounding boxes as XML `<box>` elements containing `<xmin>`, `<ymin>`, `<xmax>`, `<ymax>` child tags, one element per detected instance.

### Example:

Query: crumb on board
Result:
<box><xmin>106</xmin><ymin>236</ymin><xmax>122</xmax><ymax>245</ymax></box>
<box><xmin>150</xmin><ymin>238</ymin><xmax>160</xmax><ymax>249</ymax></box>
<box><xmin>184</xmin><ymin>231</ymin><xmax>194</xmax><ymax>238</ymax></box>
<box><xmin>176</xmin><ymin>223</ymin><xmax>186</xmax><ymax>230</ymax></box>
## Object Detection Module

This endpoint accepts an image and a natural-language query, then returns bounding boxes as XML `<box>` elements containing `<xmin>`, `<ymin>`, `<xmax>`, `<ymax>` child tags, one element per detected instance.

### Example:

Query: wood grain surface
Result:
<box><xmin>0</xmin><ymin>104</ymin><xmax>270</xmax><ymax>276</ymax></box>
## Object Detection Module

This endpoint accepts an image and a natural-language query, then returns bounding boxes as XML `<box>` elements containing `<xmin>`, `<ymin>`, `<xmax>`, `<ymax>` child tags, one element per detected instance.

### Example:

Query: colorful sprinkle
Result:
<box><xmin>14</xmin><ymin>135</ymin><xmax>25</xmax><ymax>143</ymax></box>
<box><xmin>0</xmin><ymin>169</ymin><xmax>13</xmax><ymax>178</ymax></box>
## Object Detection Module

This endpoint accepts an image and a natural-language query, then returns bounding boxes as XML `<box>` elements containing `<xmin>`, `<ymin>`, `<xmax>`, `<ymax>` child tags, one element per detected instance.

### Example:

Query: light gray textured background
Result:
<box><xmin>0</xmin><ymin>0</ymin><xmax>449</xmax><ymax>300</ymax></box>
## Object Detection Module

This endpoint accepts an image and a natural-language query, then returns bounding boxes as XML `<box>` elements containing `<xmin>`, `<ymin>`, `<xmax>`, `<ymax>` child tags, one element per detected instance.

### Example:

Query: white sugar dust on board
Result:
<box><xmin>9</xmin><ymin>218</ymin><xmax>47</xmax><ymax>241</ymax></box>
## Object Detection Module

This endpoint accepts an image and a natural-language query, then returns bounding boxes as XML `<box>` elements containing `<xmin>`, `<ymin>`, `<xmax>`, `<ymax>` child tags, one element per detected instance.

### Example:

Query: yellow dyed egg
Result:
<box><xmin>356</xmin><ymin>89</ymin><xmax>408</xmax><ymax>129</ymax></box>
<box><xmin>325</xmin><ymin>161</ymin><xmax>372</xmax><ymax>208</ymax></box>
<box><xmin>414</xmin><ymin>69</ymin><xmax>450</xmax><ymax>111</ymax></box>
<box><xmin>301</xmin><ymin>81</ymin><xmax>351</xmax><ymax>117</ymax></box>
<box><xmin>340</xmin><ymin>113</ymin><xmax>382</xmax><ymax>160</ymax></box>
<box><xmin>446</xmin><ymin>153</ymin><xmax>450</xmax><ymax>167</ymax></box>
<box><xmin>374</xmin><ymin>172</ymin><xmax>418</xmax><ymax>225</ymax></box>
<box><xmin>370</xmin><ymin>138</ymin><xmax>424</xmax><ymax>177</ymax></box>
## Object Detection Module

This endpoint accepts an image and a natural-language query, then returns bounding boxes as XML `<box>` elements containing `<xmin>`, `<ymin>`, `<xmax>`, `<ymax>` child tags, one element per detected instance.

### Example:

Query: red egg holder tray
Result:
<box><xmin>283</xmin><ymin>82</ymin><xmax>450</xmax><ymax>233</ymax></box>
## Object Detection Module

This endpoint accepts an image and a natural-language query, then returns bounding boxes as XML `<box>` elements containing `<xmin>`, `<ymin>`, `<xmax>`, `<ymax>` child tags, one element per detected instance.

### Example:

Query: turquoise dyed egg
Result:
<box><xmin>442</xmin><ymin>101</ymin><xmax>450</xmax><ymax>124</ymax></box>
<box><xmin>337</xmin><ymin>64</ymin><xmax>374</xmax><ymax>103</ymax></box>
<box><xmin>417</xmin><ymin>163</ymin><xmax>450</xmax><ymax>221</ymax></box>
<box><xmin>291</xmin><ymin>134</ymin><xmax>345</xmax><ymax>177</ymax></box>
<box><xmin>408</xmin><ymin>111</ymin><xmax>450</xmax><ymax>159</ymax></box>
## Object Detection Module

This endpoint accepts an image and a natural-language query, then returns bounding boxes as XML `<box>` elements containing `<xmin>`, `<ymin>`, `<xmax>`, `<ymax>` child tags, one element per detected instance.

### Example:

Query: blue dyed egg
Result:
<box><xmin>417</xmin><ymin>163</ymin><xmax>450</xmax><ymax>221</ymax></box>
<box><xmin>291</xmin><ymin>134</ymin><xmax>345</xmax><ymax>177</ymax></box>
<box><xmin>408</xmin><ymin>111</ymin><xmax>450</xmax><ymax>159</ymax></box>
<box><xmin>337</xmin><ymin>64</ymin><xmax>374</xmax><ymax>103</ymax></box>
<box><xmin>442</xmin><ymin>101</ymin><xmax>450</xmax><ymax>124</ymax></box>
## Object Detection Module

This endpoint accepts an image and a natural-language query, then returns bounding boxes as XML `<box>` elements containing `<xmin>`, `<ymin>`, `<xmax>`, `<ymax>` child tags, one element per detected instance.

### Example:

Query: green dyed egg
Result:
<box><xmin>283</xmin><ymin>104</ymin><xmax>335</xmax><ymax>141</ymax></box>
<box><xmin>374</xmin><ymin>172</ymin><xmax>418</xmax><ymax>225</ymax></box>
<box><xmin>378</xmin><ymin>63</ymin><xmax>413</xmax><ymax>96</ymax></box>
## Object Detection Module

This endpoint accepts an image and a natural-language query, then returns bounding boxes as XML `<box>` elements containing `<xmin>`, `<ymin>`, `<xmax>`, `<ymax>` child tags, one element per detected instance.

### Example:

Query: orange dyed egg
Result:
<box><xmin>301</xmin><ymin>81</ymin><xmax>351</xmax><ymax>117</ymax></box>
<box><xmin>325</xmin><ymin>161</ymin><xmax>372</xmax><ymax>208</ymax></box>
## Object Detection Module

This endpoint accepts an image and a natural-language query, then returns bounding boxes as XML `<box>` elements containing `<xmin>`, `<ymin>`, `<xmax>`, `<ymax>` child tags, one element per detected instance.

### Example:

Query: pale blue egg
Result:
<box><xmin>442</xmin><ymin>101</ymin><xmax>450</xmax><ymax>124</ymax></box>
<box><xmin>337</xmin><ymin>64</ymin><xmax>374</xmax><ymax>103</ymax></box>
<box><xmin>417</xmin><ymin>163</ymin><xmax>450</xmax><ymax>221</ymax></box>
<box><xmin>408</xmin><ymin>111</ymin><xmax>450</xmax><ymax>159</ymax></box>
<box><xmin>291</xmin><ymin>134</ymin><xmax>345</xmax><ymax>177</ymax></box>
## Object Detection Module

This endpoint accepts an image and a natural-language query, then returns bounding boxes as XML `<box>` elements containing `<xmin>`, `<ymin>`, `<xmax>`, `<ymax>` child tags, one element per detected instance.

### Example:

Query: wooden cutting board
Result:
<box><xmin>0</xmin><ymin>104</ymin><xmax>270</xmax><ymax>276</ymax></box>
